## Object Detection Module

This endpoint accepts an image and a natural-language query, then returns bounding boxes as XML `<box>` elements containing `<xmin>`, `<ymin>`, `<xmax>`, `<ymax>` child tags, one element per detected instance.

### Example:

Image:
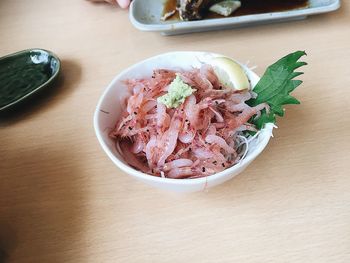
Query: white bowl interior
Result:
<box><xmin>94</xmin><ymin>51</ymin><xmax>274</xmax><ymax>193</ymax></box>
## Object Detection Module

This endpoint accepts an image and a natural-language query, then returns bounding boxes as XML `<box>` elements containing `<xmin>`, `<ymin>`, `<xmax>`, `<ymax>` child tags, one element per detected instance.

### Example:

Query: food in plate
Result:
<box><xmin>163</xmin><ymin>0</ymin><xmax>309</xmax><ymax>21</ymax></box>
<box><xmin>177</xmin><ymin>0</ymin><xmax>216</xmax><ymax>20</ymax></box>
<box><xmin>209</xmin><ymin>1</ymin><xmax>242</xmax><ymax>17</ymax></box>
<box><xmin>109</xmin><ymin>51</ymin><xmax>306</xmax><ymax>179</ymax></box>
<box><xmin>171</xmin><ymin>0</ymin><xmax>240</xmax><ymax>20</ymax></box>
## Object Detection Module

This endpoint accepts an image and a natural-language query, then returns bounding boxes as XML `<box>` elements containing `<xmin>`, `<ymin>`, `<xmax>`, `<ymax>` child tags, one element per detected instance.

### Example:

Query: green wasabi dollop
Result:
<box><xmin>157</xmin><ymin>74</ymin><xmax>196</xmax><ymax>108</ymax></box>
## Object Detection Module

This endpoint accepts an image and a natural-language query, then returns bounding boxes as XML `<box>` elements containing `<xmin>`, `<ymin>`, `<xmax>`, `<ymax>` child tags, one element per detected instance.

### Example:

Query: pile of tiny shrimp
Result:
<box><xmin>110</xmin><ymin>64</ymin><xmax>269</xmax><ymax>179</ymax></box>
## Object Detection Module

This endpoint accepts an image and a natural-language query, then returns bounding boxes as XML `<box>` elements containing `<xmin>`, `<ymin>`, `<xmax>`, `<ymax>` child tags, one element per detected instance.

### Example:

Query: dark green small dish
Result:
<box><xmin>0</xmin><ymin>49</ymin><xmax>61</xmax><ymax>112</ymax></box>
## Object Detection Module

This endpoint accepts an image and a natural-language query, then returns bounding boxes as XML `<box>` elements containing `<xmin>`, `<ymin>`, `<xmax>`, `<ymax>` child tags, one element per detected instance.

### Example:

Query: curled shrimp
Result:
<box><xmin>157</xmin><ymin>110</ymin><xmax>183</xmax><ymax>167</ymax></box>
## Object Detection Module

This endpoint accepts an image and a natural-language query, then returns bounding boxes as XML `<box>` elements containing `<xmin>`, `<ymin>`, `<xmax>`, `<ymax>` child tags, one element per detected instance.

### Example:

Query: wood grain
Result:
<box><xmin>0</xmin><ymin>1</ymin><xmax>350</xmax><ymax>262</ymax></box>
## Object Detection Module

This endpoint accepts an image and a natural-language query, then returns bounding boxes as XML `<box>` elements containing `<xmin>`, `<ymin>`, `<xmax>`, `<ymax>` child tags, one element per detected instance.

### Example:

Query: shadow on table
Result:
<box><xmin>0</xmin><ymin>59</ymin><xmax>81</xmax><ymax>127</ymax></box>
<box><xmin>0</xmin><ymin>146</ymin><xmax>87</xmax><ymax>262</ymax></box>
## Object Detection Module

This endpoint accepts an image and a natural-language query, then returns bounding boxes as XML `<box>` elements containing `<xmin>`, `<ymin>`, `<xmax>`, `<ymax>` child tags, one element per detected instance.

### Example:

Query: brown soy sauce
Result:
<box><xmin>163</xmin><ymin>0</ymin><xmax>309</xmax><ymax>21</ymax></box>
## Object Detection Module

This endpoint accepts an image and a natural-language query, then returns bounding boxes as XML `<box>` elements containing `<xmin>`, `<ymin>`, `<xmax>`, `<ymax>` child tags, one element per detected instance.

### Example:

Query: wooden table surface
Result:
<box><xmin>1</xmin><ymin>1</ymin><xmax>350</xmax><ymax>262</ymax></box>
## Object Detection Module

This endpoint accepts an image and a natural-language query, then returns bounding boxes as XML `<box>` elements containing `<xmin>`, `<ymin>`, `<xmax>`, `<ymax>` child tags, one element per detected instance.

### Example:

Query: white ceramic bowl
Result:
<box><xmin>94</xmin><ymin>51</ymin><xmax>274</xmax><ymax>193</ymax></box>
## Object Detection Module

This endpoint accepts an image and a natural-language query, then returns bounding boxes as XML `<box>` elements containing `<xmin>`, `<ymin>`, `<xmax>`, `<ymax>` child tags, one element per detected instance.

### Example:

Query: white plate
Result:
<box><xmin>129</xmin><ymin>0</ymin><xmax>340</xmax><ymax>35</ymax></box>
<box><xmin>94</xmin><ymin>51</ymin><xmax>274</xmax><ymax>193</ymax></box>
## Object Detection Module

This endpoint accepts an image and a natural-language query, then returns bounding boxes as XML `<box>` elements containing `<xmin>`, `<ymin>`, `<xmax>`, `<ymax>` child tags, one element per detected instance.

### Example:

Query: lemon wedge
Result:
<box><xmin>211</xmin><ymin>56</ymin><xmax>250</xmax><ymax>90</ymax></box>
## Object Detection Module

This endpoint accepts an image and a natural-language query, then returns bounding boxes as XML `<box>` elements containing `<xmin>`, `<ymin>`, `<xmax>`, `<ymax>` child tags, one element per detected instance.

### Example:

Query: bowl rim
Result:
<box><xmin>94</xmin><ymin>51</ymin><xmax>273</xmax><ymax>186</ymax></box>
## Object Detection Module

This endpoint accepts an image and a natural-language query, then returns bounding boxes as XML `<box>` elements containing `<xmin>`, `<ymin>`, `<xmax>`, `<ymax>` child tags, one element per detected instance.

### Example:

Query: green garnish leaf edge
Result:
<box><xmin>247</xmin><ymin>50</ymin><xmax>307</xmax><ymax>129</ymax></box>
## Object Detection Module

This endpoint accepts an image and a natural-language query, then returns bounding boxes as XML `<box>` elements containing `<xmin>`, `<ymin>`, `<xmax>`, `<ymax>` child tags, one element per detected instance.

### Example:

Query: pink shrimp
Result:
<box><xmin>206</xmin><ymin>124</ymin><xmax>217</xmax><ymax>136</ymax></box>
<box><xmin>156</xmin><ymin>102</ymin><xmax>170</xmax><ymax>133</ymax></box>
<box><xmin>119</xmin><ymin>141</ymin><xmax>149</xmax><ymax>173</ymax></box>
<box><xmin>178</xmin><ymin>130</ymin><xmax>196</xmax><ymax>144</ymax></box>
<box><xmin>178</xmin><ymin>69</ymin><xmax>199</xmax><ymax>87</ymax></box>
<box><xmin>184</xmin><ymin>94</ymin><xmax>197</xmax><ymax>124</ymax></box>
<box><xmin>228</xmin><ymin>91</ymin><xmax>252</xmax><ymax>103</ymax></box>
<box><xmin>167</xmin><ymin>167</ymin><xmax>193</xmax><ymax>179</ymax></box>
<box><xmin>142</xmin><ymin>99</ymin><xmax>157</xmax><ymax>113</ymax></box>
<box><xmin>145</xmin><ymin>135</ymin><xmax>158</xmax><ymax>168</ymax></box>
<box><xmin>200</xmin><ymin>64</ymin><xmax>221</xmax><ymax>88</ymax></box>
<box><xmin>131</xmin><ymin>134</ymin><xmax>145</xmax><ymax>154</ymax></box>
<box><xmin>224</xmin><ymin>91</ymin><xmax>253</xmax><ymax>112</ymax></box>
<box><xmin>173</xmin><ymin>144</ymin><xmax>192</xmax><ymax>159</ymax></box>
<box><xmin>184</xmin><ymin>96</ymin><xmax>214</xmax><ymax>129</ymax></box>
<box><xmin>192</xmin><ymin>147</ymin><xmax>215</xmax><ymax>159</ymax></box>
<box><xmin>178</xmin><ymin>120</ymin><xmax>196</xmax><ymax>144</ymax></box>
<box><xmin>111</xmin><ymin>64</ymin><xmax>270</xmax><ymax>179</ymax></box>
<box><xmin>205</xmin><ymin>135</ymin><xmax>236</xmax><ymax>154</ymax></box>
<box><xmin>157</xmin><ymin>111</ymin><xmax>182</xmax><ymax>167</ymax></box>
<box><xmin>126</xmin><ymin>92</ymin><xmax>143</xmax><ymax>114</ymax></box>
<box><xmin>178</xmin><ymin>72</ymin><xmax>197</xmax><ymax>87</ymax></box>
<box><xmin>209</xmin><ymin>106</ymin><xmax>224</xmax><ymax>122</ymax></box>
<box><xmin>163</xmin><ymin>159</ymin><xmax>193</xmax><ymax>172</ymax></box>
<box><xmin>194</xmin><ymin>71</ymin><xmax>213</xmax><ymax>90</ymax></box>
